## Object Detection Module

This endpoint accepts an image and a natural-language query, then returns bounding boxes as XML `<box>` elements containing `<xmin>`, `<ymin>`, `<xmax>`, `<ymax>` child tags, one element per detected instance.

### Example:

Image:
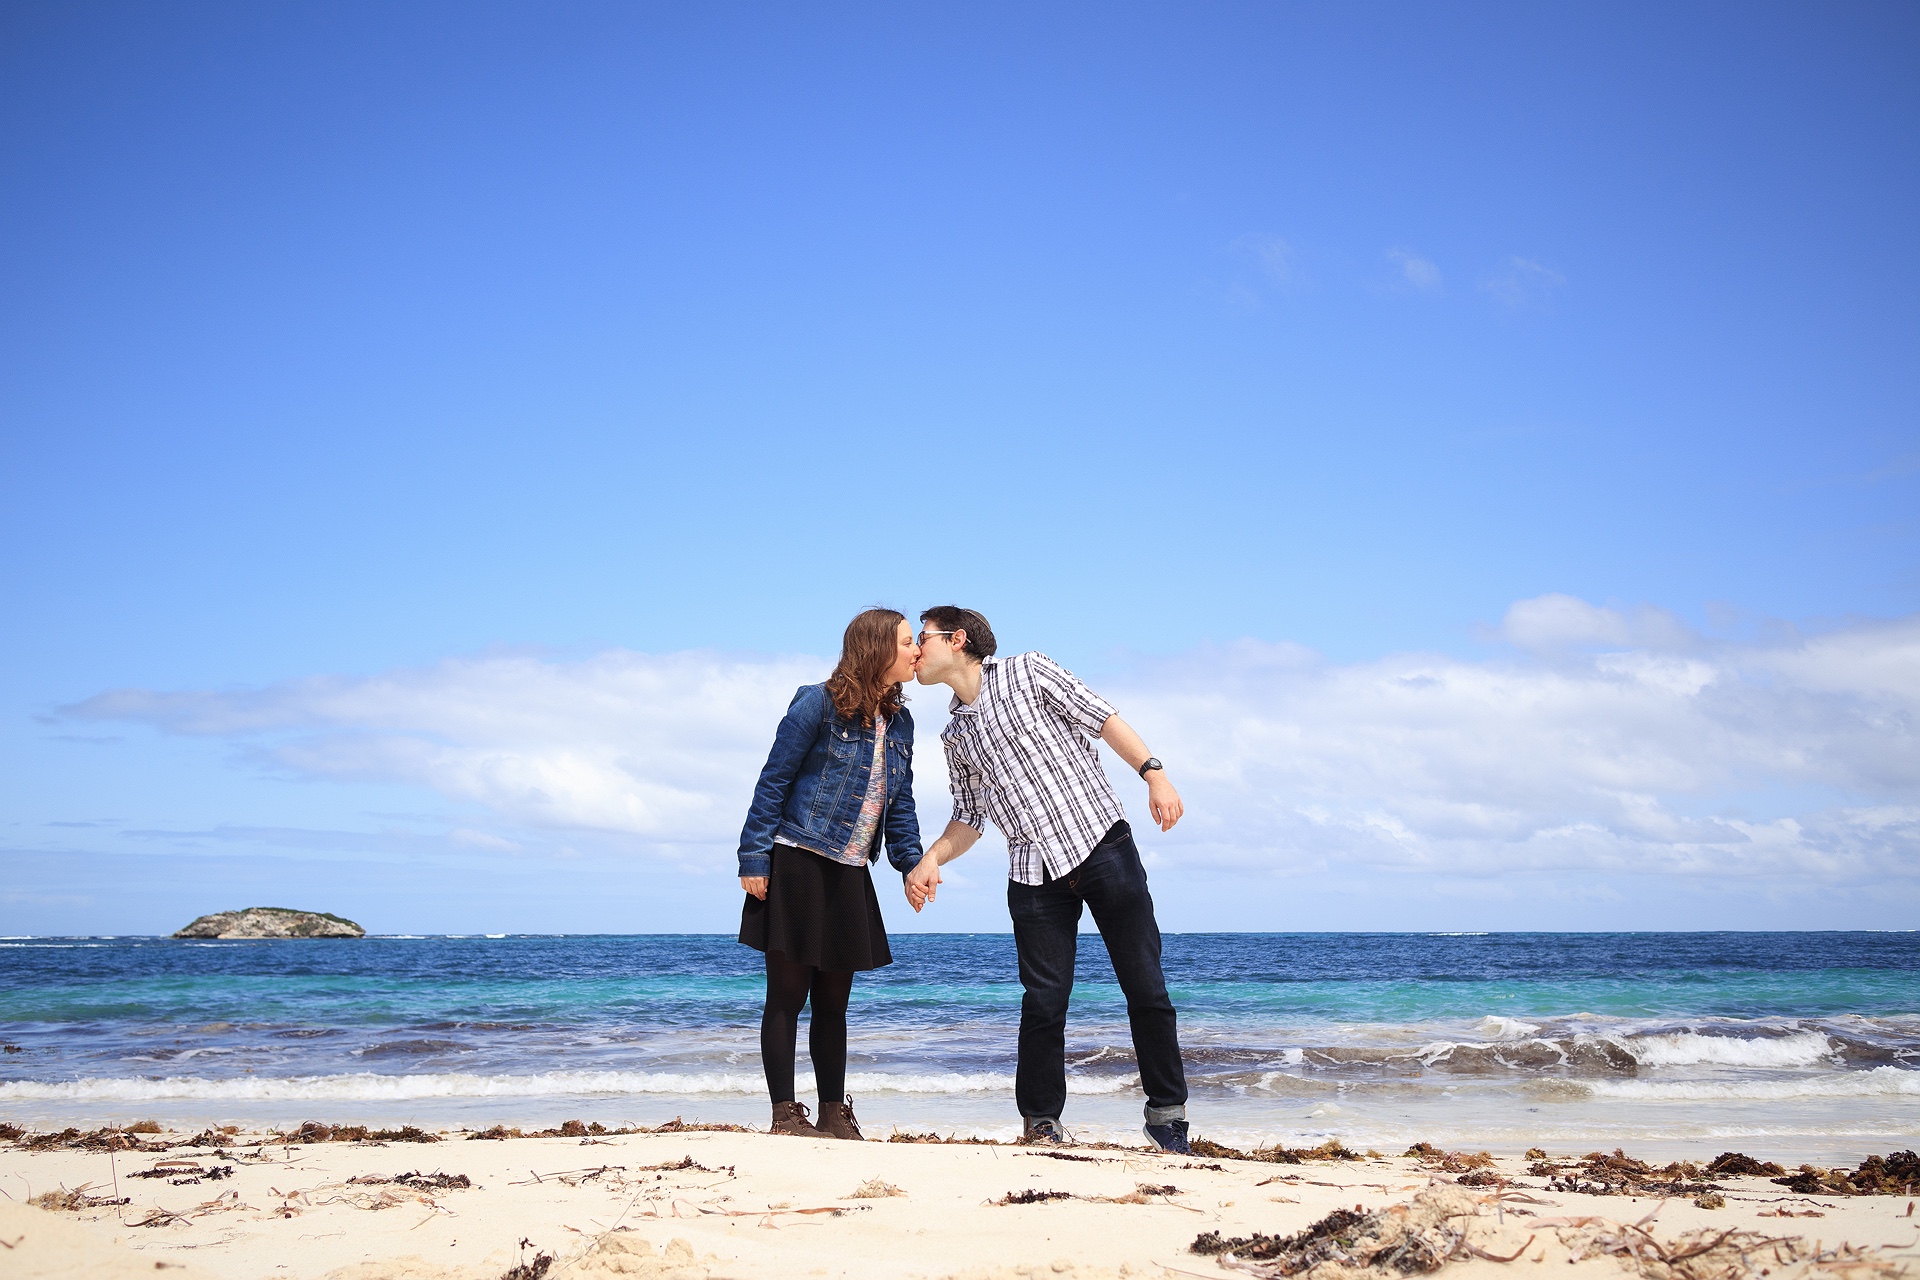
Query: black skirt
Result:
<box><xmin>740</xmin><ymin>843</ymin><xmax>893</xmax><ymax>972</ymax></box>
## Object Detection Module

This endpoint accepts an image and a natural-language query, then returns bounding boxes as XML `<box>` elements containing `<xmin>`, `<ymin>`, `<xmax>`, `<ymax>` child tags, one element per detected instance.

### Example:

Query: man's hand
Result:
<box><xmin>1146</xmin><ymin>774</ymin><xmax>1183</xmax><ymax>832</ymax></box>
<box><xmin>905</xmin><ymin>852</ymin><xmax>942</xmax><ymax>913</ymax></box>
<box><xmin>740</xmin><ymin>876</ymin><xmax>768</xmax><ymax>900</ymax></box>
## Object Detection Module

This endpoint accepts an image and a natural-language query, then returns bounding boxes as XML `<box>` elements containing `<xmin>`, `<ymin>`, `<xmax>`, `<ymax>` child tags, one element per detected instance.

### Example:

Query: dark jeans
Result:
<box><xmin>1006</xmin><ymin>820</ymin><xmax>1187</xmax><ymax>1123</ymax></box>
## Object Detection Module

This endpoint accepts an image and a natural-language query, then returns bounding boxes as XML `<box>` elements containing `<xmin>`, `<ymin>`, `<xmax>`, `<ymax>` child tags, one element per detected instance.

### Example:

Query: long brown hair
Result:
<box><xmin>825</xmin><ymin>608</ymin><xmax>908</xmax><ymax>723</ymax></box>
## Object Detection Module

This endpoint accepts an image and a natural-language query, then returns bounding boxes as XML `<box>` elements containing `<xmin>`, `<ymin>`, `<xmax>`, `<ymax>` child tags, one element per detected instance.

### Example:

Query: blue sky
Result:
<box><xmin>3</xmin><ymin>3</ymin><xmax>1916</xmax><ymax>935</ymax></box>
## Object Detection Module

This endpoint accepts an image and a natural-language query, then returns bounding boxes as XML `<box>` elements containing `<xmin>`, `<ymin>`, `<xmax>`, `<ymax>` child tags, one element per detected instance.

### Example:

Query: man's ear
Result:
<box><xmin>949</xmin><ymin>628</ymin><xmax>967</xmax><ymax>657</ymax></box>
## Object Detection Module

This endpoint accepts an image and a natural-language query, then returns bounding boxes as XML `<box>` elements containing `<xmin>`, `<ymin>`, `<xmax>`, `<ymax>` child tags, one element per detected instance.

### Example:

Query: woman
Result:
<box><xmin>737</xmin><ymin>608</ymin><xmax>922</xmax><ymax>1139</ymax></box>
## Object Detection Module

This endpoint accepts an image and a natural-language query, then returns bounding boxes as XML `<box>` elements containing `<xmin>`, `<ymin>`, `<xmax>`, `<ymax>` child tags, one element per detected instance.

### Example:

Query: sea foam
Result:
<box><xmin>0</xmin><ymin>1069</ymin><xmax>1138</xmax><ymax>1103</ymax></box>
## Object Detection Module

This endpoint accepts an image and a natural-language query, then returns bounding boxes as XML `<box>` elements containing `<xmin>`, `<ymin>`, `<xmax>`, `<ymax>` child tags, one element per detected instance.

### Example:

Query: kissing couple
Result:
<box><xmin>734</xmin><ymin>605</ymin><xmax>1191</xmax><ymax>1153</ymax></box>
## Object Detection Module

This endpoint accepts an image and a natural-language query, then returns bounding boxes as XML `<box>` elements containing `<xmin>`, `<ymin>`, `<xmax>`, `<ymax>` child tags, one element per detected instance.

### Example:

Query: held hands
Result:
<box><xmin>1146</xmin><ymin>773</ymin><xmax>1184</xmax><ymax>832</ymax></box>
<box><xmin>740</xmin><ymin>876</ymin><xmax>768</xmax><ymax>900</ymax></box>
<box><xmin>904</xmin><ymin>852</ymin><xmax>942</xmax><ymax>913</ymax></box>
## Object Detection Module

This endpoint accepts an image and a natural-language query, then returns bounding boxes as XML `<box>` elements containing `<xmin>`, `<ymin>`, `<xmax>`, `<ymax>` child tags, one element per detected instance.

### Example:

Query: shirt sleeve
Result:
<box><xmin>945</xmin><ymin>739</ymin><xmax>988</xmax><ymax>835</ymax></box>
<box><xmin>1023</xmin><ymin>652</ymin><xmax>1117</xmax><ymax>737</ymax></box>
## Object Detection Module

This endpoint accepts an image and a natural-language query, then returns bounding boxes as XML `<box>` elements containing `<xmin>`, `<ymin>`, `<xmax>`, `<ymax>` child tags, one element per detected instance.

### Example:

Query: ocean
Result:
<box><xmin>2</xmin><ymin>932</ymin><xmax>1916</xmax><ymax>1162</ymax></box>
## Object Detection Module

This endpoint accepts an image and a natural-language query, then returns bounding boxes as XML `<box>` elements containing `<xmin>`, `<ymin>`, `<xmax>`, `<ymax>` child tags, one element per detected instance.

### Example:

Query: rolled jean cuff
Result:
<box><xmin>1144</xmin><ymin>1103</ymin><xmax>1186</xmax><ymax>1125</ymax></box>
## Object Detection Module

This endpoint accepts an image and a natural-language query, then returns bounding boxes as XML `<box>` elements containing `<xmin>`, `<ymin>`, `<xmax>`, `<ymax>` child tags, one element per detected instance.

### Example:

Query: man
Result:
<box><xmin>907</xmin><ymin>606</ymin><xmax>1191</xmax><ymax>1154</ymax></box>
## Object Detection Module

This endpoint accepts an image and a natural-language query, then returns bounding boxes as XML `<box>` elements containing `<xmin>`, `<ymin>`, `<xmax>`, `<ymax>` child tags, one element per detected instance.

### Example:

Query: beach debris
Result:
<box><xmin>888</xmin><ymin>1128</ymin><xmax>1000</xmax><ymax>1145</ymax></box>
<box><xmin>637</xmin><ymin>1156</ymin><xmax>731</xmax><ymax>1175</ymax></box>
<box><xmin>1524</xmin><ymin>1147</ymin><xmax>1549</xmax><ymax>1160</ymax></box>
<box><xmin>13</xmin><ymin>1125</ymin><xmax>171</xmax><ymax>1153</ymax></box>
<box><xmin>129</xmin><ymin>1161</ymin><xmax>234</xmax><ymax>1184</ymax></box>
<box><xmin>1706</xmin><ymin>1152</ymin><xmax>1787</xmax><ymax>1178</ymax></box>
<box><xmin>1404</xmin><ymin>1144</ymin><xmax>1496</xmax><ymax>1174</ymax></box>
<box><xmin>1188</xmin><ymin>1138</ymin><xmax>1360</xmax><ymax>1164</ymax></box>
<box><xmin>993</xmin><ymin>1184</ymin><xmax>1191</xmax><ymax>1209</ymax></box>
<box><xmin>1692</xmin><ymin>1192</ymin><xmax>1726</xmax><ymax>1209</ymax></box>
<box><xmin>847</xmin><ymin>1178</ymin><xmax>907</xmax><ymax>1198</ymax></box>
<box><xmin>499</xmin><ymin>1249</ymin><xmax>554</xmax><ymax>1280</ymax></box>
<box><xmin>30</xmin><ymin>1184</ymin><xmax>131</xmax><ymax>1211</ymax></box>
<box><xmin>1770</xmin><ymin>1151</ymin><xmax>1920</xmax><ymax>1196</ymax></box>
<box><xmin>0</xmin><ymin>1123</ymin><xmax>22</xmax><ymax>1141</ymax></box>
<box><xmin>346</xmin><ymin>1171</ymin><xmax>475</xmax><ymax>1192</ymax></box>
<box><xmin>281</xmin><ymin>1122</ymin><xmax>442</xmax><ymax>1144</ymax></box>
<box><xmin>1025</xmin><ymin>1151</ymin><xmax>1123</xmax><ymax>1164</ymax></box>
<box><xmin>179</xmin><ymin>1127</ymin><xmax>241</xmax><ymax>1147</ymax></box>
<box><xmin>1530</xmin><ymin>1149</ymin><xmax>1724</xmax><ymax>1197</ymax></box>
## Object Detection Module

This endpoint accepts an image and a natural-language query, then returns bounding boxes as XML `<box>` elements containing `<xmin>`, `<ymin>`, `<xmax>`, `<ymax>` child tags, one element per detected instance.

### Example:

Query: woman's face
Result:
<box><xmin>882</xmin><ymin>618</ymin><xmax>919</xmax><ymax>686</ymax></box>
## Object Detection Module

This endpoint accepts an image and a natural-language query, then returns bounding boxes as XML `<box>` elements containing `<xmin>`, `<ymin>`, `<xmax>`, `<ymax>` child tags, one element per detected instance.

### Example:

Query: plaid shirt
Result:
<box><xmin>941</xmin><ymin>652</ymin><xmax>1125</xmax><ymax>885</ymax></box>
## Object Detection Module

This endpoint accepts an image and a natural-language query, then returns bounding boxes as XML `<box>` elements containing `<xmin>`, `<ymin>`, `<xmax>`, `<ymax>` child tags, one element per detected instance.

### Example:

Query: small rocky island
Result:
<box><xmin>173</xmin><ymin>907</ymin><xmax>365</xmax><ymax>939</ymax></box>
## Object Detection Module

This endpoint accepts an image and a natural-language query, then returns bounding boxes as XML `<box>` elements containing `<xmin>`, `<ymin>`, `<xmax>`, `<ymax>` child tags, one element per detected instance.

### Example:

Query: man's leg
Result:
<box><xmin>1007</xmin><ymin>872</ymin><xmax>1084</xmax><ymax>1125</ymax></box>
<box><xmin>1073</xmin><ymin>823</ymin><xmax>1188</xmax><ymax>1123</ymax></box>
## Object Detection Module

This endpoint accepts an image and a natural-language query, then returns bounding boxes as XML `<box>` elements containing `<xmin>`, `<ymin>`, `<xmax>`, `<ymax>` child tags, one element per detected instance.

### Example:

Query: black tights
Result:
<box><xmin>761</xmin><ymin>949</ymin><xmax>854</xmax><ymax>1110</ymax></box>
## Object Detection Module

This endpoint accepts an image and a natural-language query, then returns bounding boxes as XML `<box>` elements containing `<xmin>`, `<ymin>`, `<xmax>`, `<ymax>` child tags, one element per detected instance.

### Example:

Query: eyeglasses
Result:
<box><xmin>916</xmin><ymin>630</ymin><xmax>954</xmax><ymax>646</ymax></box>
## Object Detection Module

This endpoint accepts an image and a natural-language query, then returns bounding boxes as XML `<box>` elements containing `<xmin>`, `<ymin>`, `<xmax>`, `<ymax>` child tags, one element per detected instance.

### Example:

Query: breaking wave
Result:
<box><xmin>0</xmin><ymin>1069</ymin><xmax>1136</xmax><ymax>1103</ymax></box>
<box><xmin>1574</xmin><ymin>1066</ymin><xmax>1920</xmax><ymax>1101</ymax></box>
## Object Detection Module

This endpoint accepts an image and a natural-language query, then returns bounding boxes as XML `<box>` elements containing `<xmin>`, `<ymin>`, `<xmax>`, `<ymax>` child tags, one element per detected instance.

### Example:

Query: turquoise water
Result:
<box><xmin>3</xmin><ymin>932</ymin><xmax>1916</xmax><ymax>1159</ymax></box>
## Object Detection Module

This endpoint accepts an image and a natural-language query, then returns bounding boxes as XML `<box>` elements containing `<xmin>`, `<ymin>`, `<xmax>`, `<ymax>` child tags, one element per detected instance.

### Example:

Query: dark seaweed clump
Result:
<box><xmin>1532</xmin><ymin>1149</ymin><xmax>1722</xmax><ymax>1196</ymax></box>
<box><xmin>1194</xmin><ymin>1207</ymin><xmax>1374</xmax><ymax>1266</ymax></box>
<box><xmin>499</xmin><ymin>1252</ymin><xmax>553</xmax><ymax>1280</ymax></box>
<box><xmin>997</xmin><ymin>1188</ymin><xmax>1076</xmax><ymax>1204</ymax></box>
<box><xmin>1705</xmin><ymin>1152</ymin><xmax>1787</xmax><ymax>1177</ymax></box>
<box><xmin>281</xmin><ymin>1122</ymin><xmax>442</xmax><ymax>1144</ymax></box>
<box><xmin>1772</xmin><ymin>1151</ymin><xmax>1920</xmax><ymax>1196</ymax></box>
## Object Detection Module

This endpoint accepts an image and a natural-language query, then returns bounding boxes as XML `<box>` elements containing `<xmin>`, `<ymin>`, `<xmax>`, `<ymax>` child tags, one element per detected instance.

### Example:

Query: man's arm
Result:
<box><xmin>906</xmin><ymin>819</ymin><xmax>979</xmax><ymax>911</ymax></box>
<box><xmin>1099</xmin><ymin>714</ymin><xmax>1184</xmax><ymax>832</ymax></box>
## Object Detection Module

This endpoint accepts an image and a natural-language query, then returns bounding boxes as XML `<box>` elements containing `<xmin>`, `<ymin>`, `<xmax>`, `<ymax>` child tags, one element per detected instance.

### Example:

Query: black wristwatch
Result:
<box><xmin>1138</xmin><ymin>757</ymin><xmax>1163</xmax><ymax>778</ymax></box>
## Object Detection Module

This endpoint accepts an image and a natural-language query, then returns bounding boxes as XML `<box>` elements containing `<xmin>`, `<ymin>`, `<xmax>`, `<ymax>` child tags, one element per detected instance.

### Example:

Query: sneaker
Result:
<box><xmin>1020</xmin><ymin>1117</ymin><xmax>1069</xmax><ymax>1145</ymax></box>
<box><xmin>770</xmin><ymin>1100</ymin><xmax>824</xmax><ymax>1137</ymax></box>
<box><xmin>1144</xmin><ymin>1119</ymin><xmax>1191</xmax><ymax>1155</ymax></box>
<box><xmin>816</xmin><ymin>1095</ymin><xmax>864</xmax><ymax>1141</ymax></box>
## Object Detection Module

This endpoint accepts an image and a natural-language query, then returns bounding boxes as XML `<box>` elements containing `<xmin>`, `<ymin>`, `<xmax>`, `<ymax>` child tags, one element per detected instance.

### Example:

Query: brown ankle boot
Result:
<box><xmin>770</xmin><ymin>1100</ymin><xmax>823</xmax><ymax>1137</ymax></box>
<box><xmin>816</xmin><ymin>1096</ymin><xmax>863</xmax><ymax>1141</ymax></box>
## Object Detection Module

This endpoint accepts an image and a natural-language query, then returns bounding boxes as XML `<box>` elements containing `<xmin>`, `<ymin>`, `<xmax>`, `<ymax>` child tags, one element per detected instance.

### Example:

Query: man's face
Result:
<box><xmin>913</xmin><ymin>625</ymin><xmax>963</xmax><ymax>684</ymax></box>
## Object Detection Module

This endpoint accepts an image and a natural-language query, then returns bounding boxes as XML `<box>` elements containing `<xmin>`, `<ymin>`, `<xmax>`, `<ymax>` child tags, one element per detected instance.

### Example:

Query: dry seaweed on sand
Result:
<box><xmin>277</xmin><ymin>1121</ymin><xmax>442</xmax><ymax>1145</ymax></box>
<box><xmin>848</xmin><ymin>1178</ymin><xmax>907</xmax><ymax>1198</ymax></box>
<box><xmin>1534</xmin><ymin>1148</ymin><xmax>1724</xmax><ymax>1197</ymax></box>
<box><xmin>30</xmin><ymin>1185</ymin><xmax>131</xmax><ymax>1211</ymax></box>
<box><xmin>1706</xmin><ymin>1152</ymin><xmax>1788</xmax><ymax>1178</ymax></box>
<box><xmin>1189</xmin><ymin>1137</ymin><xmax>1360</xmax><ymax>1164</ymax></box>
<box><xmin>888</xmin><ymin>1129</ymin><xmax>1002</xmax><ymax>1145</ymax></box>
<box><xmin>17</xmin><ymin>1125</ymin><xmax>171</xmax><ymax>1153</ymax></box>
<box><xmin>499</xmin><ymin>1250</ymin><xmax>554</xmax><ymax>1280</ymax></box>
<box><xmin>1404</xmin><ymin>1144</ymin><xmax>1498</xmax><ymax>1175</ymax></box>
<box><xmin>1770</xmin><ymin>1150</ymin><xmax>1920</xmax><ymax>1196</ymax></box>
<box><xmin>997</xmin><ymin>1189</ymin><xmax>1076</xmax><ymax>1205</ymax></box>
<box><xmin>345</xmin><ymin>1170</ymin><xmax>475</xmax><ymax>1191</ymax></box>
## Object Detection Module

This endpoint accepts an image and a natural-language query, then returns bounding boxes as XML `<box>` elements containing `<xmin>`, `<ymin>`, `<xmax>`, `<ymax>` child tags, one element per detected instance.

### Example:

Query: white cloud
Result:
<box><xmin>65</xmin><ymin>604</ymin><xmax>1920</xmax><ymax>892</ymax></box>
<box><xmin>1387</xmin><ymin>247</ymin><xmax>1442</xmax><ymax>291</ymax></box>
<box><xmin>1480</xmin><ymin>256</ymin><xmax>1565</xmax><ymax>308</ymax></box>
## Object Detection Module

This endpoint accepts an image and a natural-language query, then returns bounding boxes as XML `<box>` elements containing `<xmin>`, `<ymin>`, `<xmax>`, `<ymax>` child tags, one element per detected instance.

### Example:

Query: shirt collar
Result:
<box><xmin>947</xmin><ymin>656</ymin><xmax>998</xmax><ymax>717</ymax></box>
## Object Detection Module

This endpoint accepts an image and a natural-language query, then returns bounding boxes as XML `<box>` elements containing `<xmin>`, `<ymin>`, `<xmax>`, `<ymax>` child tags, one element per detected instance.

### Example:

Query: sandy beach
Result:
<box><xmin>3</xmin><ymin>1122</ymin><xmax>1915</xmax><ymax>1280</ymax></box>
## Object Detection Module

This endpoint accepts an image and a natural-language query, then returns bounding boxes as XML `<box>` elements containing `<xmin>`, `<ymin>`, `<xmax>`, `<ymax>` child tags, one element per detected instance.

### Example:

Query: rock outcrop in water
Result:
<box><xmin>172</xmin><ymin>907</ymin><xmax>364</xmax><ymax>939</ymax></box>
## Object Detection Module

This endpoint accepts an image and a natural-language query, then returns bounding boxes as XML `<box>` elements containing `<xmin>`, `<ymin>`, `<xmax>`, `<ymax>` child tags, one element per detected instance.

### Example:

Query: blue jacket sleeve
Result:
<box><xmin>883</xmin><ymin>709</ymin><xmax>924</xmax><ymax>877</ymax></box>
<box><xmin>737</xmin><ymin>685</ymin><xmax>825</xmax><ymax>877</ymax></box>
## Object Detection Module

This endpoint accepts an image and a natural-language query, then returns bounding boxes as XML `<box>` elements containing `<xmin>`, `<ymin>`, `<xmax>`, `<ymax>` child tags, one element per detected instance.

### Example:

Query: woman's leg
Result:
<box><xmin>807</xmin><ymin>968</ymin><xmax>855</xmax><ymax>1109</ymax></box>
<box><xmin>761</xmin><ymin>949</ymin><xmax>814</xmax><ymax>1104</ymax></box>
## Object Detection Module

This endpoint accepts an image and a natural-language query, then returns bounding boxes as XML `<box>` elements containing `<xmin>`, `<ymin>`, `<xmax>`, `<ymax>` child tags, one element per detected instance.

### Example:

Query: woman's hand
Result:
<box><xmin>741</xmin><ymin>876</ymin><xmax>768</xmax><ymax>900</ymax></box>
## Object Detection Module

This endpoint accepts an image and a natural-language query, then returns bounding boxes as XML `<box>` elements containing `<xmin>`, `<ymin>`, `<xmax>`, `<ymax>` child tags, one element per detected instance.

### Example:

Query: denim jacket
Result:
<box><xmin>736</xmin><ymin>683</ymin><xmax>923</xmax><ymax>878</ymax></box>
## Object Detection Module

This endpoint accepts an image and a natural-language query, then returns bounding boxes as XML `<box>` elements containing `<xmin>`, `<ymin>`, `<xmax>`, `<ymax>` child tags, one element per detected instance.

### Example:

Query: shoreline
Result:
<box><xmin>4</xmin><ymin>1121</ymin><xmax>1917</xmax><ymax>1280</ymax></box>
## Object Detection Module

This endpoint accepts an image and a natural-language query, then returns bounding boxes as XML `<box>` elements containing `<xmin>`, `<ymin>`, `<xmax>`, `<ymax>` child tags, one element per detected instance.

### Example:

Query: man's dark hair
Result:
<box><xmin>920</xmin><ymin>605</ymin><xmax>997</xmax><ymax>659</ymax></box>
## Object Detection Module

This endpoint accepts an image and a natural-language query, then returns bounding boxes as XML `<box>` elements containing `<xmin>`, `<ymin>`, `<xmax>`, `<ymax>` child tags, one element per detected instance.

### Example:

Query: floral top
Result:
<box><xmin>822</xmin><ymin>715</ymin><xmax>888</xmax><ymax>867</ymax></box>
